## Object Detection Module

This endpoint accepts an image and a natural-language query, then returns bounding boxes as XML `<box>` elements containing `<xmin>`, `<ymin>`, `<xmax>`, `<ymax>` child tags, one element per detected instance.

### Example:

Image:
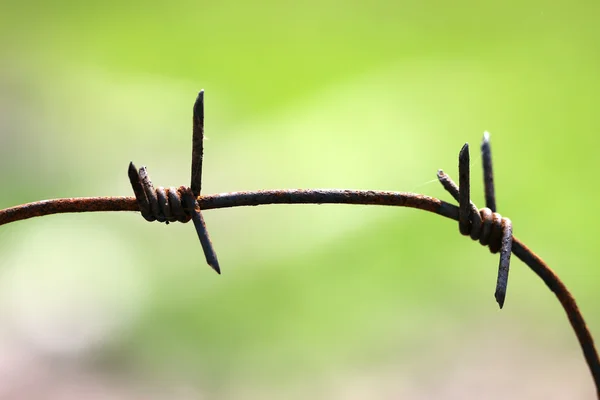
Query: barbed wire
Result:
<box><xmin>0</xmin><ymin>91</ymin><xmax>598</xmax><ymax>398</ymax></box>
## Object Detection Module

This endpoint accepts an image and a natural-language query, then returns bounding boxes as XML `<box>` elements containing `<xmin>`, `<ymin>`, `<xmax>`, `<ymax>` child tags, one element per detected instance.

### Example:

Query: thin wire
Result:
<box><xmin>0</xmin><ymin>190</ymin><xmax>455</xmax><ymax>225</ymax></box>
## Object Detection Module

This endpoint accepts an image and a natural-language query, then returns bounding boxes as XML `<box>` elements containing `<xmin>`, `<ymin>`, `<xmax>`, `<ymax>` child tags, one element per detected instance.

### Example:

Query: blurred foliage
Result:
<box><xmin>1</xmin><ymin>0</ymin><xmax>600</xmax><ymax>397</ymax></box>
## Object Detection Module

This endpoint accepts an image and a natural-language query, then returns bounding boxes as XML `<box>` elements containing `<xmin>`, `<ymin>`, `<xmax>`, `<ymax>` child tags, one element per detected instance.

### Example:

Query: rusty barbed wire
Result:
<box><xmin>126</xmin><ymin>90</ymin><xmax>220</xmax><ymax>273</ymax></box>
<box><xmin>0</xmin><ymin>91</ymin><xmax>598</xmax><ymax>398</ymax></box>
<box><xmin>437</xmin><ymin>141</ymin><xmax>513</xmax><ymax>309</ymax></box>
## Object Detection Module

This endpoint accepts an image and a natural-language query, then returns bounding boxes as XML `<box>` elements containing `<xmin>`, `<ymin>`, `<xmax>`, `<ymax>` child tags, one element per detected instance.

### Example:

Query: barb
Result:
<box><xmin>446</xmin><ymin>141</ymin><xmax>513</xmax><ymax>309</ymax></box>
<box><xmin>0</xmin><ymin>93</ymin><xmax>598</xmax><ymax>398</ymax></box>
<box><xmin>183</xmin><ymin>190</ymin><xmax>220</xmax><ymax>274</ymax></box>
<box><xmin>458</xmin><ymin>143</ymin><xmax>472</xmax><ymax>236</ymax></box>
<box><xmin>125</xmin><ymin>90</ymin><xmax>220</xmax><ymax>273</ymax></box>
<box><xmin>189</xmin><ymin>89</ymin><xmax>220</xmax><ymax>273</ymax></box>
<box><xmin>481</xmin><ymin>132</ymin><xmax>496</xmax><ymax>212</ymax></box>
<box><xmin>191</xmin><ymin>90</ymin><xmax>205</xmax><ymax>198</ymax></box>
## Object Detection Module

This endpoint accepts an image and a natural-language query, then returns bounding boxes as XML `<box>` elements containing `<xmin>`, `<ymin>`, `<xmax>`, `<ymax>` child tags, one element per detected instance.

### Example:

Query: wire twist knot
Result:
<box><xmin>455</xmin><ymin>204</ymin><xmax>512</xmax><ymax>255</ymax></box>
<box><xmin>471</xmin><ymin>208</ymin><xmax>511</xmax><ymax>254</ymax></box>
<box><xmin>128</xmin><ymin>164</ymin><xmax>194</xmax><ymax>224</ymax></box>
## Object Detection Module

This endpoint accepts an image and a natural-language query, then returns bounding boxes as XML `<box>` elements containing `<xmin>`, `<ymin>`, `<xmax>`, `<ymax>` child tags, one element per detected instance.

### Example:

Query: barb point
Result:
<box><xmin>459</xmin><ymin>143</ymin><xmax>469</xmax><ymax>161</ymax></box>
<box><xmin>211</xmin><ymin>263</ymin><xmax>221</xmax><ymax>275</ymax></box>
<box><xmin>495</xmin><ymin>288</ymin><xmax>506</xmax><ymax>309</ymax></box>
<box><xmin>194</xmin><ymin>89</ymin><xmax>204</xmax><ymax>123</ymax></box>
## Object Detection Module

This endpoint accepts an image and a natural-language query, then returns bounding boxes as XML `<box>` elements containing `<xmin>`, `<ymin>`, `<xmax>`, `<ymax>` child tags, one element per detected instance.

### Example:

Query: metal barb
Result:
<box><xmin>458</xmin><ymin>143</ymin><xmax>471</xmax><ymax>236</ymax></box>
<box><xmin>480</xmin><ymin>133</ymin><xmax>511</xmax><ymax>308</ymax></box>
<box><xmin>189</xmin><ymin>89</ymin><xmax>221</xmax><ymax>273</ymax></box>
<box><xmin>481</xmin><ymin>132</ymin><xmax>497</xmax><ymax>212</ymax></box>
<box><xmin>438</xmin><ymin>135</ymin><xmax>513</xmax><ymax>309</ymax></box>
<box><xmin>191</xmin><ymin>90</ymin><xmax>205</xmax><ymax>198</ymax></box>
<box><xmin>183</xmin><ymin>190</ymin><xmax>221</xmax><ymax>274</ymax></box>
<box><xmin>126</xmin><ymin>90</ymin><xmax>221</xmax><ymax>274</ymax></box>
<box><xmin>495</xmin><ymin>218</ymin><xmax>513</xmax><ymax>308</ymax></box>
<box><xmin>139</xmin><ymin>166</ymin><xmax>161</xmax><ymax>222</ymax></box>
<box><xmin>128</xmin><ymin>162</ymin><xmax>152</xmax><ymax>221</ymax></box>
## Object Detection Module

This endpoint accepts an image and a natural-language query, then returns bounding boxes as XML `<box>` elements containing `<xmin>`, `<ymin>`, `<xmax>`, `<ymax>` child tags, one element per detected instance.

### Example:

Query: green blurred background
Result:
<box><xmin>1</xmin><ymin>1</ymin><xmax>599</xmax><ymax>398</ymax></box>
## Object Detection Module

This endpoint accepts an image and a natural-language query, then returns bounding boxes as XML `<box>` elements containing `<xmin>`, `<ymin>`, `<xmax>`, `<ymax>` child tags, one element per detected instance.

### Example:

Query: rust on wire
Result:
<box><xmin>0</xmin><ymin>91</ymin><xmax>598</xmax><ymax>398</ymax></box>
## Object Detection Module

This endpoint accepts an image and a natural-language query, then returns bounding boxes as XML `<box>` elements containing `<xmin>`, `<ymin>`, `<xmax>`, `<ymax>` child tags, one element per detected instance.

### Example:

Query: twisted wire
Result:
<box><xmin>128</xmin><ymin>163</ymin><xmax>193</xmax><ymax>224</ymax></box>
<box><xmin>437</xmin><ymin>170</ymin><xmax>512</xmax><ymax>253</ymax></box>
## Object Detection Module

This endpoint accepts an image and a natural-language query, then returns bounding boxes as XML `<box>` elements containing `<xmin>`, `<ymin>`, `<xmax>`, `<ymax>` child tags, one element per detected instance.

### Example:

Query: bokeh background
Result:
<box><xmin>1</xmin><ymin>1</ymin><xmax>599</xmax><ymax>399</ymax></box>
